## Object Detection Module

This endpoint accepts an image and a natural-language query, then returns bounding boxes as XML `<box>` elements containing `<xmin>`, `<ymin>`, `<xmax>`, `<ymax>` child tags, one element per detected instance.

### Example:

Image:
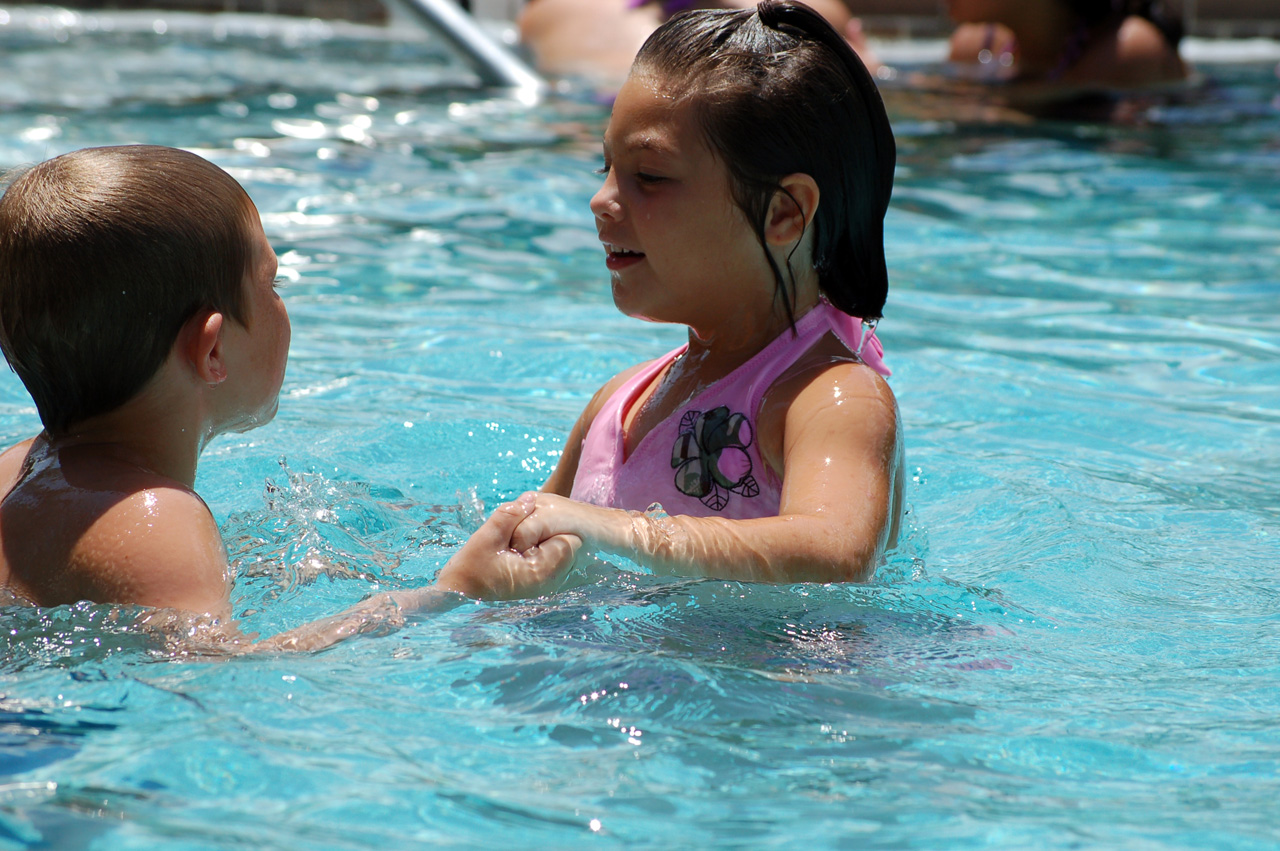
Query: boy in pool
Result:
<box><xmin>511</xmin><ymin>1</ymin><xmax>903</xmax><ymax>583</ymax></box>
<box><xmin>0</xmin><ymin>145</ymin><xmax>577</xmax><ymax>645</ymax></box>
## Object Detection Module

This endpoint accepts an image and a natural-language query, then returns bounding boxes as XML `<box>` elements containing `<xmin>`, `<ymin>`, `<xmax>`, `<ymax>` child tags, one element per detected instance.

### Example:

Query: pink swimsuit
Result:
<box><xmin>569</xmin><ymin>300</ymin><xmax>890</xmax><ymax>519</ymax></box>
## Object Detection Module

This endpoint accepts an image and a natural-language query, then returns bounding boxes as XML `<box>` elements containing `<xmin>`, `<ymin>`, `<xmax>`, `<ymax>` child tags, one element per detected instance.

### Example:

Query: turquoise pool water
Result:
<box><xmin>2</xmin><ymin>12</ymin><xmax>1280</xmax><ymax>849</ymax></box>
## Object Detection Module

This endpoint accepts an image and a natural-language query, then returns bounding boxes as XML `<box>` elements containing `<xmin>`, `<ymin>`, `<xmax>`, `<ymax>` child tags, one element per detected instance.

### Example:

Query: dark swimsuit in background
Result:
<box><xmin>627</xmin><ymin>0</ymin><xmax>696</xmax><ymax>14</ymax></box>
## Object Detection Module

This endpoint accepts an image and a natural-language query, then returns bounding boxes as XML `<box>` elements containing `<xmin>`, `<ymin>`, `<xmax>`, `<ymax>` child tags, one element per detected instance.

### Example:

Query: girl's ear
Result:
<box><xmin>179</xmin><ymin>310</ymin><xmax>228</xmax><ymax>386</ymax></box>
<box><xmin>764</xmin><ymin>173</ymin><xmax>820</xmax><ymax>247</ymax></box>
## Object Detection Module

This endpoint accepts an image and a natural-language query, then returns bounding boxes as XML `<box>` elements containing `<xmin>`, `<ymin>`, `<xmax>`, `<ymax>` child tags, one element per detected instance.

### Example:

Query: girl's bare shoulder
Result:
<box><xmin>757</xmin><ymin>336</ymin><xmax>897</xmax><ymax>475</ymax></box>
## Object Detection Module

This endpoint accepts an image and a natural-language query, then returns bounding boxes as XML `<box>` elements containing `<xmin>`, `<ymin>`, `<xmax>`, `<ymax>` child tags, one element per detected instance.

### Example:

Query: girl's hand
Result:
<box><xmin>435</xmin><ymin>494</ymin><xmax>582</xmax><ymax>600</ymax></box>
<box><xmin>508</xmin><ymin>492</ymin><xmax>623</xmax><ymax>556</ymax></box>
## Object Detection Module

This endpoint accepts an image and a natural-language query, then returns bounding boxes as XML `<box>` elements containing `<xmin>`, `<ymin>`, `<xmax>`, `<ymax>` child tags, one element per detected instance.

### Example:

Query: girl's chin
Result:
<box><xmin>610</xmin><ymin>285</ymin><xmax>665</xmax><ymax>324</ymax></box>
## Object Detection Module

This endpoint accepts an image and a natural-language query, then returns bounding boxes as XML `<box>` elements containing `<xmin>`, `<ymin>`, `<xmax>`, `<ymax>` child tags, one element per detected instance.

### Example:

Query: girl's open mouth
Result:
<box><xmin>604</xmin><ymin>244</ymin><xmax>645</xmax><ymax>271</ymax></box>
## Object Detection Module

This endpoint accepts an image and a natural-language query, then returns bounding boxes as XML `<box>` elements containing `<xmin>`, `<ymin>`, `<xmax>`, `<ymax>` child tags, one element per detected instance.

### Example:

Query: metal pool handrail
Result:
<box><xmin>386</xmin><ymin>0</ymin><xmax>545</xmax><ymax>98</ymax></box>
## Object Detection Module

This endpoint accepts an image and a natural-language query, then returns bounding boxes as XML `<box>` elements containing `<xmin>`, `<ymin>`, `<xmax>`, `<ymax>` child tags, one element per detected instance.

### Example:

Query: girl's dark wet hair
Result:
<box><xmin>633</xmin><ymin>0</ymin><xmax>896</xmax><ymax>323</ymax></box>
<box><xmin>0</xmin><ymin>145</ymin><xmax>252</xmax><ymax>435</ymax></box>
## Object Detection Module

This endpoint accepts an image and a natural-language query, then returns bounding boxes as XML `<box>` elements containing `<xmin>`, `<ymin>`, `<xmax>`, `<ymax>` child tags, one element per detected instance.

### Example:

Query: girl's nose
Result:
<box><xmin>589</xmin><ymin>172</ymin><xmax>622</xmax><ymax>222</ymax></box>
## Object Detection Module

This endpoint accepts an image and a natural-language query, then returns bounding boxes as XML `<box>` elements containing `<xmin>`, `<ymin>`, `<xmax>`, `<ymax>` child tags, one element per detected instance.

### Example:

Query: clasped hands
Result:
<box><xmin>435</xmin><ymin>492</ymin><xmax>618</xmax><ymax>600</ymax></box>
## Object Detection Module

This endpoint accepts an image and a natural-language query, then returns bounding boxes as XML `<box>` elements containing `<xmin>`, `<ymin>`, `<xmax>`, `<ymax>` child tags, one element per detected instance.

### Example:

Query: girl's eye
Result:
<box><xmin>592</xmin><ymin>161</ymin><xmax>665</xmax><ymax>184</ymax></box>
<box><xmin>273</xmin><ymin>276</ymin><xmax>287</xmax><ymax>289</ymax></box>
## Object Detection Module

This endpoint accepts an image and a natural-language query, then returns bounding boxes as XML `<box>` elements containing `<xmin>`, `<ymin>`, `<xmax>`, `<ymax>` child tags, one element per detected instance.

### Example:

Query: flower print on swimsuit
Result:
<box><xmin>671</xmin><ymin>405</ymin><xmax>760</xmax><ymax>512</ymax></box>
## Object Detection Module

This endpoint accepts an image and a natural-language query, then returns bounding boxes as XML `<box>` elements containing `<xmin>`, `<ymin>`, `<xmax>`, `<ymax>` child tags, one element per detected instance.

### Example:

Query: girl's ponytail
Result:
<box><xmin>756</xmin><ymin>1</ymin><xmax>896</xmax><ymax>320</ymax></box>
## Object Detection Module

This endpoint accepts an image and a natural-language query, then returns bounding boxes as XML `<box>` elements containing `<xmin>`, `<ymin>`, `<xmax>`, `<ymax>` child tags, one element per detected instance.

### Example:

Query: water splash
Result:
<box><xmin>221</xmin><ymin>458</ymin><xmax>481</xmax><ymax>616</ymax></box>
<box><xmin>0</xmin><ymin>602</ymin><xmax>162</xmax><ymax>671</ymax></box>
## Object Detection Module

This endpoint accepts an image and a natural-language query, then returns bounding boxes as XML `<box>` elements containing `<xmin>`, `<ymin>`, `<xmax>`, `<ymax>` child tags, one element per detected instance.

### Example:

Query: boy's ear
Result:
<box><xmin>180</xmin><ymin>310</ymin><xmax>228</xmax><ymax>386</ymax></box>
<box><xmin>764</xmin><ymin>173</ymin><xmax>820</xmax><ymax>247</ymax></box>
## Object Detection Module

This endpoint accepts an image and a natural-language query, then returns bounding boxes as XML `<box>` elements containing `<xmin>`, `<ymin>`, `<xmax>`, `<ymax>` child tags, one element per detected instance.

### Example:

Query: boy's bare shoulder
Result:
<box><xmin>0</xmin><ymin>441</ymin><xmax>230</xmax><ymax>617</ymax></box>
<box><xmin>68</xmin><ymin>478</ymin><xmax>231</xmax><ymax>617</ymax></box>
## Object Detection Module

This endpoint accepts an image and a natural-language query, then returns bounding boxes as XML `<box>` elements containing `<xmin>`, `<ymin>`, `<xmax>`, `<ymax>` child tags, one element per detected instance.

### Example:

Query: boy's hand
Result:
<box><xmin>509</xmin><ymin>492</ymin><xmax>621</xmax><ymax>555</ymax></box>
<box><xmin>435</xmin><ymin>494</ymin><xmax>581</xmax><ymax>600</ymax></box>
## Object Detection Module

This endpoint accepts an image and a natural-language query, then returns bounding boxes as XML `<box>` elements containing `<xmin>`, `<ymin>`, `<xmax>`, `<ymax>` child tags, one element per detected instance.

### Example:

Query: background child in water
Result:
<box><xmin>946</xmin><ymin>0</ymin><xmax>1186</xmax><ymax>89</ymax></box>
<box><xmin>517</xmin><ymin>0</ymin><xmax>871</xmax><ymax>91</ymax></box>
<box><xmin>0</xmin><ymin>146</ymin><xmax>577</xmax><ymax>648</ymax></box>
<box><xmin>512</xmin><ymin>0</ymin><xmax>903</xmax><ymax>583</ymax></box>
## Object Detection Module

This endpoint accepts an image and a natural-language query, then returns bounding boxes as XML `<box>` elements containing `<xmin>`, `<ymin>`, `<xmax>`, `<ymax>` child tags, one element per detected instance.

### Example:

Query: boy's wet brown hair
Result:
<box><xmin>0</xmin><ymin>145</ymin><xmax>252</xmax><ymax>435</ymax></box>
<box><xmin>632</xmin><ymin>0</ymin><xmax>896</xmax><ymax>325</ymax></box>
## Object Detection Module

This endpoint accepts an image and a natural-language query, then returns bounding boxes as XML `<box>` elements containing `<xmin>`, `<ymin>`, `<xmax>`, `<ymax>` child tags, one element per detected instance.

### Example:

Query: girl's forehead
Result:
<box><xmin>606</xmin><ymin>75</ymin><xmax>698</xmax><ymax>150</ymax></box>
<box><xmin>612</xmin><ymin>76</ymin><xmax>677</xmax><ymax>120</ymax></box>
<box><xmin>625</xmin><ymin>69</ymin><xmax>677</xmax><ymax>99</ymax></box>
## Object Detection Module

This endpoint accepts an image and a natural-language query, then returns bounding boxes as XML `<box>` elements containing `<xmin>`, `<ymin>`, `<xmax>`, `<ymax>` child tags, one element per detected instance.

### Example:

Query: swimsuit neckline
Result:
<box><xmin>616</xmin><ymin>301</ymin><xmax>834</xmax><ymax>465</ymax></box>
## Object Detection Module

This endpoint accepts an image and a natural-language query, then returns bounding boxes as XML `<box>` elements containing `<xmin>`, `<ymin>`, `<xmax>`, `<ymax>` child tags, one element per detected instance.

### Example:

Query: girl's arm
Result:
<box><xmin>512</xmin><ymin>361</ymin><xmax>902</xmax><ymax>584</ymax></box>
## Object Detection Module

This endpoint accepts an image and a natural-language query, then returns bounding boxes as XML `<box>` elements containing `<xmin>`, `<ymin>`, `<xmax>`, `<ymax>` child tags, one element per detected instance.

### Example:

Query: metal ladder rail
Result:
<box><xmin>387</xmin><ymin>0</ymin><xmax>545</xmax><ymax>97</ymax></box>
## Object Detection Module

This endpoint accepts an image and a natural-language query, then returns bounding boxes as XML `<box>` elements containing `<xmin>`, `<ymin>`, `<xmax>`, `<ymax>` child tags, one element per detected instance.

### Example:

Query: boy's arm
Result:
<box><xmin>511</xmin><ymin>362</ymin><xmax>901</xmax><ymax>584</ymax></box>
<box><xmin>20</xmin><ymin>484</ymin><xmax>569</xmax><ymax>654</ymax></box>
<box><xmin>250</xmin><ymin>494</ymin><xmax>580</xmax><ymax>653</ymax></box>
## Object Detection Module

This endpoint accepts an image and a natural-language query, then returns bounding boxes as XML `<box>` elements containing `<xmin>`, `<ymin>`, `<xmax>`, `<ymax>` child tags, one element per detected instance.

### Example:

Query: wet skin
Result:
<box><xmin>525</xmin><ymin>72</ymin><xmax>904</xmax><ymax>584</ymax></box>
<box><xmin>0</xmin><ymin>203</ymin><xmax>578</xmax><ymax>641</ymax></box>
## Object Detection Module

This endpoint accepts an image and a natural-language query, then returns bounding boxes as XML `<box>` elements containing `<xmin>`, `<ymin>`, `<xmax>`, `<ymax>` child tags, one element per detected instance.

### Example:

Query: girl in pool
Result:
<box><xmin>512</xmin><ymin>0</ymin><xmax>902</xmax><ymax>583</ymax></box>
